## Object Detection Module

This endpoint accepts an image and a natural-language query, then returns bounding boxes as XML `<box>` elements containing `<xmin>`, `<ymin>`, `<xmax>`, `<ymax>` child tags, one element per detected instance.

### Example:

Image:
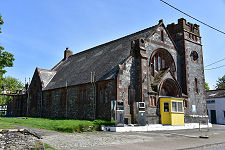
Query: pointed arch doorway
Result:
<box><xmin>159</xmin><ymin>78</ymin><xmax>182</xmax><ymax>97</ymax></box>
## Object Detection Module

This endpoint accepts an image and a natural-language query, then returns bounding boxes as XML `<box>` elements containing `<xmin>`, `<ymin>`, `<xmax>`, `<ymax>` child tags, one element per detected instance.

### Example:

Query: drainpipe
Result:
<box><xmin>66</xmin><ymin>81</ymin><xmax>68</xmax><ymax>118</ymax></box>
<box><xmin>91</xmin><ymin>72</ymin><xmax>96</xmax><ymax>120</ymax></box>
<box><xmin>26</xmin><ymin>89</ymin><xmax>29</xmax><ymax>117</ymax></box>
<box><xmin>40</xmin><ymin>90</ymin><xmax>43</xmax><ymax>117</ymax></box>
<box><xmin>26</xmin><ymin>78</ymin><xmax>30</xmax><ymax>117</ymax></box>
<box><xmin>94</xmin><ymin>79</ymin><xmax>96</xmax><ymax>120</ymax></box>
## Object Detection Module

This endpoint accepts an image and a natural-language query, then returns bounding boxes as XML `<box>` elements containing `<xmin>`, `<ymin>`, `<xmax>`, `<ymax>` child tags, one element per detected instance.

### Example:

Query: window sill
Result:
<box><xmin>171</xmin><ymin>111</ymin><xmax>184</xmax><ymax>114</ymax></box>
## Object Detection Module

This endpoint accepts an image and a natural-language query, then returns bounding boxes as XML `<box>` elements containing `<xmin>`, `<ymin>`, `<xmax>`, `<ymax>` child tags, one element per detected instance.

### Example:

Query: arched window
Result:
<box><xmin>99</xmin><ymin>88</ymin><xmax>103</xmax><ymax>104</ymax></box>
<box><xmin>151</xmin><ymin>49</ymin><xmax>175</xmax><ymax>76</ymax></box>
<box><xmin>189</xmin><ymin>33</ymin><xmax>191</xmax><ymax>39</ymax></box>
<box><xmin>80</xmin><ymin>90</ymin><xmax>83</xmax><ymax>104</ymax></box>
<box><xmin>158</xmin><ymin>54</ymin><xmax>161</xmax><ymax>70</ymax></box>
<box><xmin>128</xmin><ymin>86</ymin><xmax>130</xmax><ymax>105</ymax></box>
<box><xmin>161</xmin><ymin>30</ymin><xmax>164</xmax><ymax>41</ymax></box>
<box><xmin>154</xmin><ymin>55</ymin><xmax>157</xmax><ymax>71</ymax></box>
<box><xmin>48</xmin><ymin>91</ymin><xmax>52</xmax><ymax>107</ymax></box>
<box><xmin>104</xmin><ymin>87</ymin><xmax>108</xmax><ymax>103</ymax></box>
<box><xmin>195</xmin><ymin>78</ymin><xmax>198</xmax><ymax>93</ymax></box>
<box><xmin>162</xmin><ymin>57</ymin><xmax>165</xmax><ymax>68</ymax></box>
<box><xmin>84</xmin><ymin>89</ymin><xmax>87</xmax><ymax>104</ymax></box>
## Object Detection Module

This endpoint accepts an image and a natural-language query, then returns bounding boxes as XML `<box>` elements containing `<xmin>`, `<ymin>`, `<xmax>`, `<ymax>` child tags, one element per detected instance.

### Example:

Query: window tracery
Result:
<box><xmin>151</xmin><ymin>49</ymin><xmax>175</xmax><ymax>76</ymax></box>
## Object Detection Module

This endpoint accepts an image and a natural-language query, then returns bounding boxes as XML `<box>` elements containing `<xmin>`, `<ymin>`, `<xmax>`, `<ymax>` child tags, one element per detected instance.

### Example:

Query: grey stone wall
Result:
<box><xmin>96</xmin><ymin>80</ymin><xmax>116</xmax><ymax>120</ymax></box>
<box><xmin>166</xmin><ymin>18</ymin><xmax>208</xmax><ymax>123</ymax></box>
<box><xmin>184</xmin><ymin>40</ymin><xmax>208</xmax><ymax>123</ymax></box>
<box><xmin>145</xmin><ymin>25</ymin><xmax>178</xmax><ymax>124</ymax></box>
<box><xmin>27</xmin><ymin>69</ymin><xmax>43</xmax><ymax>117</ymax></box>
<box><xmin>39</xmin><ymin>80</ymin><xmax>116</xmax><ymax>120</ymax></box>
<box><xmin>116</xmin><ymin>24</ymin><xmax>179</xmax><ymax>124</ymax></box>
<box><xmin>7</xmin><ymin>94</ymin><xmax>27</xmax><ymax>117</ymax></box>
<box><xmin>117</xmin><ymin>57</ymin><xmax>133</xmax><ymax>123</ymax></box>
<box><xmin>146</xmin><ymin>26</ymin><xmax>178</xmax><ymax>76</ymax></box>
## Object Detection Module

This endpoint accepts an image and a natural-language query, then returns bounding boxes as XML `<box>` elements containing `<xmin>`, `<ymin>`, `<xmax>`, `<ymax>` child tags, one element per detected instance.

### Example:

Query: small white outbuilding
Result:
<box><xmin>206</xmin><ymin>89</ymin><xmax>225</xmax><ymax>124</ymax></box>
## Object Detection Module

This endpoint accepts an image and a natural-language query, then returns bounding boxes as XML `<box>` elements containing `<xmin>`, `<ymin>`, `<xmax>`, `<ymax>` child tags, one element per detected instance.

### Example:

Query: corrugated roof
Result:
<box><xmin>206</xmin><ymin>89</ymin><xmax>225</xmax><ymax>99</ymax></box>
<box><xmin>43</xmin><ymin>24</ymin><xmax>158</xmax><ymax>90</ymax></box>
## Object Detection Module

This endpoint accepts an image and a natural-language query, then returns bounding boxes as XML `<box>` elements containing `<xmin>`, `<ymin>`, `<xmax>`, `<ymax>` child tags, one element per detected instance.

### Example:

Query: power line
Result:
<box><xmin>205</xmin><ymin>64</ymin><xmax>225</xmax><ymax>71</ymax></box>
<box><xmin>160</xmin><ymin>0</ymin><xmax>225</xmax><ymax>35</ymax></box>
<box><xmin>205</xmin><ymin>57</ymin><xmax>225</xmax><ymax>68</ymax></box>
<box><xmin>160</xmin><ymin>0</ymin><xmax>225</xmax><ymax>71</ymax></box>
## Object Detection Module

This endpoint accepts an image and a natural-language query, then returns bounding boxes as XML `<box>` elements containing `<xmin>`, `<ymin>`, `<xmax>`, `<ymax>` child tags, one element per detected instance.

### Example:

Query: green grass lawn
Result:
<box><xmin>0</xmin><ymin>117</ymin><xmax>114</xmax><ymax>133</ymax></box>
<box><xmin>0</xmin><ymin>120</ymin><xmax>15</xmax><ymax>129</ymax></box>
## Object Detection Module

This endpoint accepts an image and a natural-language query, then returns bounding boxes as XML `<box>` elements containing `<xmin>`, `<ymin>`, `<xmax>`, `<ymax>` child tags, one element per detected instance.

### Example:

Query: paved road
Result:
<box><xmin>79</xmin><ymin>125</ymin><xmax>225</xmax><ymax>150</ymax></box>
<box><xmin>19</xmin><ymin>124</ymin><xmax>225</xmax><ymax>150</ymax></box>
<box><xmin>188</xmin><ymin>143</ymin><xmax>225</xmax><ymax>150</ymax></box>
<box><xmin>84</xmin><ymin>134</ymin><xmax>225</xmax><ymax>150</ymax></box>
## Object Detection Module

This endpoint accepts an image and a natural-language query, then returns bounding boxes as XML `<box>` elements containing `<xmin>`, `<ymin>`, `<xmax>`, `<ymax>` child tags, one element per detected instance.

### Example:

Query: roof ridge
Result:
<box><xmin>37</xmin><ymin>68</ymin><xmax>56</xmax><ymax>72</ymax></box>
<box><xmin>44</xmin><ymin>22</ymin><xmax>160</xmax><ymax>90</ymax></box>
<box><xmin>69</xmin><ymin>24</ymin><xmax>158</xmax><ymax>58</ymax></box>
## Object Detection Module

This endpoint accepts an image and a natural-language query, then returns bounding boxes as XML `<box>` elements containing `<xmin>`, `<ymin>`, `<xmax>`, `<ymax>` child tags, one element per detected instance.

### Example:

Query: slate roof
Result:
<box><xmin>43</xmin><ymin>23</ymin><xmax>159</xmax><ymax>90</ymax></box>
<box><xmin>206</xmin><ymin>89</ymin><xmax>225</xmax><ymax>99</ymax></box>
<box><xmin>37</xmin><ymin>68</ymin><xmax>56</xmax><ymax>89</ymax></box>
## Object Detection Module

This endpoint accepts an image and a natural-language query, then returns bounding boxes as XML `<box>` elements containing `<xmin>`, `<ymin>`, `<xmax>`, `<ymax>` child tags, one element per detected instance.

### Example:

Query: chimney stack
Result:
<box><xmin>64</xmin><ymin>48</ymin><xmax>73</xmax><ymax>60</ymax></box>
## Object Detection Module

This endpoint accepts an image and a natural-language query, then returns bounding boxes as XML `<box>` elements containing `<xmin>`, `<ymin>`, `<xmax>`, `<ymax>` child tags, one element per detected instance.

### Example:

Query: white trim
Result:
<box><xmin>104</xmin><ymin>123</ymin><xmax>212</xmax><ymax>132</ymax></box>
<box><xmin>159</xmin><ymin>96</ymin><xmax>184</xmax><ymax>100</ymax></box>
<box><xmin>171</xmin><ymin>100</ymin><xmax>184</xmax><ymax>113</ymax></box>
<box><xmin>189</xmin><ymin>115</ymin><xmax>208</xmax><ymax>118</ymax></box>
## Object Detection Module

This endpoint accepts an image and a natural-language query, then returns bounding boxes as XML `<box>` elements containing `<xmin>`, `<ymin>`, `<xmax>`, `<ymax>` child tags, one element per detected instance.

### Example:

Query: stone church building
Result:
<box><xmin>8</xmin><ymin>18</ymin><xmax>208</xmax><ymax>124</ymax></box>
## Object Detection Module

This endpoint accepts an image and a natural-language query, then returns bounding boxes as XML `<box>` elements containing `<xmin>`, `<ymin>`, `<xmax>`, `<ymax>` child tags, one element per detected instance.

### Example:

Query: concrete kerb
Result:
<box><xmin>101</xmin><ymin>123</ymin><xmax>212</xmax><ymax>132</ymax></box>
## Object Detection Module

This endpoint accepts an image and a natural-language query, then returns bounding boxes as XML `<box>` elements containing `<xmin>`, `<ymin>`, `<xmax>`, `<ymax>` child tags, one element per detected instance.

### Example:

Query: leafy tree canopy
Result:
<box><xmin>205</xmin><ymin>82</ymin><xmax>210</xmax><ymax>91</ymax></box>
<box><xmin>215</xmin><ymin>75</ymin><xmax>225</xmax><ymax>90</ymax></box>
<box><xmin>0</xmin><ymin>76</ymin><xmax>24</xmax><ymax>105</ymax></box>
<box><xmin>1</xmin><ymin>76</ymin><xmax>24</xmax><ymax>92</ymax></box>
<box><xmin>0</xmin><ymin>14</ymin><xmax>15</xmax><ymax>77</ymax></box>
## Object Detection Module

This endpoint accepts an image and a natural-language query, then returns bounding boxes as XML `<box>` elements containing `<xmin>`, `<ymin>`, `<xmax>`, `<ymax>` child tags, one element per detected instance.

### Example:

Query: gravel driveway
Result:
<box><xmin>42</xmin><ymin>131</ymin><xmax>154</xmax><ymax>150</ymax></box>
<box><xmin>5</xmin><ymin>124</ymin><xmax>225</xmax><ymax>150</ymax></box>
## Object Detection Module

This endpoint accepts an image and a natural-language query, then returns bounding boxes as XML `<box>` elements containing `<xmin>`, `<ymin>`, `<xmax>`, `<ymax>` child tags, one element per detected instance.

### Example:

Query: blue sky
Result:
<box><xmin>0</xmin><ymin>0</ymin><xmax>225</xmax><ymax>89</ymax></box>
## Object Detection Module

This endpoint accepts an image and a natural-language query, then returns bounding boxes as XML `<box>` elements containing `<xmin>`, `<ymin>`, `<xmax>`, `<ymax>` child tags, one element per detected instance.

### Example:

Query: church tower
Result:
<box><xmin>167</xmin><ymin>18</ymin><xmax>208</xmax><ymax>123</ymax></box>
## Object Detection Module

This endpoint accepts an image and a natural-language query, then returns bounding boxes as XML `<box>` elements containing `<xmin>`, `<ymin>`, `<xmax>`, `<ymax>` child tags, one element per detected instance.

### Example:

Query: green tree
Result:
<box><xmin>215</xmin><ymin>75</ymin><xmax>225</xmax><ymax>90</ymax></box>
<box><xmin>0</xmin><ymin>14</ymin><xmax>15</xmax><ymax>77</ymax></box>
<box><xmin>3</xmin><ymin>76</ymin><xmax>24</xmax><ymax>92</ymax></box>
<box><xmin>0</xmin><ymin>76</ymin><xmax>24</xmax><ymax>105</ymax></box>
<box><xmin>205</xmin><ymin>82</ymin><xmax>210</xmax><ymax>91</ymax></box>
<box><xmin>0</xmin><ymin>14</ymin><xmax>15</xmax><ymax>105</ymax></box>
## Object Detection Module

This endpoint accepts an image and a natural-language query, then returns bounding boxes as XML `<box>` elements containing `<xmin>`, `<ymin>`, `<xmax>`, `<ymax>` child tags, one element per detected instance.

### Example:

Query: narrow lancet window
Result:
<box><xmin>100</xmin><ymin>88</ymin><xmax>103</xmax><ymax>104</ymax></box>
<box><xmin>158</xmin><ymin>55</ymin><xmax>161</xmax><ymax>70</ymax></box>
<box><xmin>162</xmin><ymin>57</ymin><xmax>165</xmax><ymax>69</ymax></box>
<box><xmin>128</xmin><ymin>86</ymin><xmax>130</xmax><ymax>105</ymax></box>
<box><xmin>104</xmin><ymin>87</ymin><xmax>108</xmax><ymax>103</ymax></box>
<box><xmin>161</xmin><ymin>30</ymin><xmax>164</xmax><ymax>41</ymax></box>
<box><xmin>195</xmin><ymin>78</ymin><xmax>198</xmax><ymax>93</ymax></box>
<box><xmin>154</xmin><ymin>55</ymin><xmax>157</xmax><ymax>71</ymax></box>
